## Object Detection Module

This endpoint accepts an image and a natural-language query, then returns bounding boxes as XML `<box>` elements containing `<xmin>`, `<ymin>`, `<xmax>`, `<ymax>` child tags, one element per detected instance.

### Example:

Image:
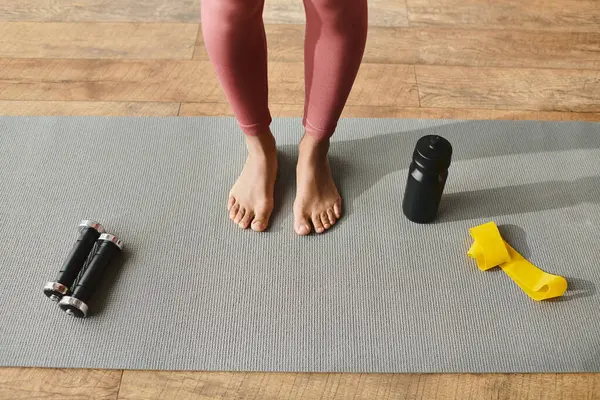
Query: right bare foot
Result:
<box><xmin>293</xmin><ymin>134</ymin><xmax>342</xmax><ymax>235</ymax></box>
<box><xmin>228</xmin><ymin>131</ymin><xmax>278</xmax><ymax>232</ymax></box>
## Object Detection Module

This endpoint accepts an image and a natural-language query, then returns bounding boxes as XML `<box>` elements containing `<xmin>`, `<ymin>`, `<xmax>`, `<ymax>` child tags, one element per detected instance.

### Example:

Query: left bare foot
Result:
<box><xmin>293</xmin><ymin>134</ymin><xmax>342</xmax><ymax>235</ymax></box>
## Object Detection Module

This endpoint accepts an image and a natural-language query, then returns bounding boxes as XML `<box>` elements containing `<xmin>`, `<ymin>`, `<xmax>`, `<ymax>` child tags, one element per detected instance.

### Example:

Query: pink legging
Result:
<box><xmin>201</xmin><ymin>0</ymin><xmax>368</xmax><ymax>139</ymax></box>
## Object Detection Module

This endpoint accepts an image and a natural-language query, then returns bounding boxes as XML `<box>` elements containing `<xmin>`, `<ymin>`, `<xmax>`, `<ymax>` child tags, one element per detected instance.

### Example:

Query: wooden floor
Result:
<box><xmin>1</xmin><ymin>0</ymin><xmax>599</xmax><ymax>399</ymax></box>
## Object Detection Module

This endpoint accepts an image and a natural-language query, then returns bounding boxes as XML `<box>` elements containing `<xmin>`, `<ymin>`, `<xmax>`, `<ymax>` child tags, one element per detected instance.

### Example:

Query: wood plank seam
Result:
<box><xmin>404</xmin><ymin>0</ymin><xmax>411</xmax><ymax>27</ymax></box>
<box><xmin>0</xmin><ymin>98</ymin><xmax>187</xmax><ymax>104</ymax></box>
<box><xmin>178</xmin><ymin>101</ymin><xmax>600</xmax><ymax>115</ymax></box>
<box><xmin>410</xmin><ymin>62</ymin><xmax>600</xmax><ymax>73</ymax></box>
<box><xmin>413</xmin><ymin>65</ymin><xmax>422</xmax><ymax>107</ymax></box>
<box><xmin>115</xmin><ymin>370</ymin><xmax>125</xmax><ymax>400</ymax></box>
<box><xmin>192</xmin><ymin>24</ymin><xmax>600</xmax><ymax>70</ymax></box>
<box><xmin>0</xmin><ymin>22</ymin><xmax>199</xmax><ymax>60</ymax></box>
<box><xmin>1</xmin><ymin>24</ymin><xmax>599</xmax><ymax>72</ymax></box>
<box><xmin>7</xmin><ymin>99</ymin><xmax>600</xmax><ymax>116</ymax></box>
<box><xmin>190</xmin><ymin>24</ymin><xmax>202</xmax><ymax>60</ymax></box>
<box><xmin>7</xmin><ymin>59</ymin><xmax>600</xmax><ymax>73</ymax></box>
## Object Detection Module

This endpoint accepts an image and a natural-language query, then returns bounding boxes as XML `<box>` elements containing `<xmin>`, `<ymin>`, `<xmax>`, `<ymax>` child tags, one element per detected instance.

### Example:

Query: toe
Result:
<box><xmin>239</xmin><ymin>210</ymin><xmax>254</xmax><ymax>229</ymax></box>
<box><xmin>327</xmin><ymin>209</ymin><xmax>336</xmax><ymax>225</ymax></box>
<box><xmin>251</xmin><ymin>220</ymin><xmax>267</xmax><ymax>232</ymax></box>
<box><xmin>312</xmin><ymin>215</ymin><xmax>325</xmax><ymax>234</ymax></box>
<box><xmin>229</xmin><ymin>203</ymin><xmax>240</xmax><ymax>220</ymax></box>
<box><xmin>333</xmin><ymin>200</ymin><xmax>342</xmax><ymax>219</ymax></box>
<box><xmin>320</xmin><ymin>212</ymin><xmax>331</xmax><ymax>230</ymax></box>
<box><xmin>251</xmin><ymin>206</ymin><xmax>272</xmax><ymax>232</ymax></box>
<box><xmin>227</xmin><ymin>196</ymin><xmax>236</xmax><ymax>211</ymax></box>
<box><xmin>234</xmin><ymin>207</ymin><xmax>246</xmax><ymax>224</ymax></box>
<box><xmin>294</xmin><ymin>214</ymin><xmax>311</xmax><ymax>236</ymax></box>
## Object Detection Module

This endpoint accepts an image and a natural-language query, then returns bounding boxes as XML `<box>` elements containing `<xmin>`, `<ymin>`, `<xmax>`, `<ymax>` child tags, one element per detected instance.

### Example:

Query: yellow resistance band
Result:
<box><xmin>468</xmin><ymin>221</ymin><xmax>567</xmax><ymax>301</ymax></box>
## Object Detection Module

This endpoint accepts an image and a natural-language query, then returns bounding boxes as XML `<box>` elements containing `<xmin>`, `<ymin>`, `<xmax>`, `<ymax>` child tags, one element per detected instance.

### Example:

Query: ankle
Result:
<box><xmin>299</xmin><ymin>134</ymin><xmax>330</xmax><ymax>160</ymax></box>
<box><xmin>245</xmin><ymin>131</ymin><xmax>277</xmax><ymax>157</ymax></box>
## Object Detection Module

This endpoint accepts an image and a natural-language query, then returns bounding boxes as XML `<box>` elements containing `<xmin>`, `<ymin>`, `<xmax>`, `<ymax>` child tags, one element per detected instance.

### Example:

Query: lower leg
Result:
<box><xmin>201</xmin><ymin>0</ymin><xmax>272</xmax><ymax>135</ymax></box>
<box><xmin>201</xmin><ymin>0</ymin><xmax>277</xmax><ymax>231</ymax></box>
<box><xmin>294</xmin><ymin>0</ymin><xmax>368</xmax><ymax>235</ymax></box>
<box><xmin>302</xmin><ymin>0</ymin><xmax>368</xmax><ymax>139</ymax></box>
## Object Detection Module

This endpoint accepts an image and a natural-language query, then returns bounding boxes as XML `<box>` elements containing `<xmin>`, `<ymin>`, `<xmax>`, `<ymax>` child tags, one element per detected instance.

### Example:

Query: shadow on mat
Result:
<box><xmin>497</xmin><ymin>224</ymin><xmax>531</xmax><ymax>258</ymax></box>
<box><xmin>554</xmin><ymin>277</ymin><xmax>597</xmax><ymax>302</ymax></box>
<box><xmin>496</xmin><ymin>224</ymin><xmax>597</xmax><ymax>301</ymax></box>
<box><xmin>85</xmin><ymin>249</ymin><xmax>130</xmax><ymax>317</ymax></box>
<box><xmin>270</xmin><ymin>151</ymin><xmax>297</xmax><ymax>232</ymax></box>
<box><xmin>276</xmin><ymin>120</ymin><xmax>600</xmax><ymax>223</ymax></box>
<box><xmin>439</xmin><ymin>176</ymin><xmax>600</xmax><ymax>222</ymax></box>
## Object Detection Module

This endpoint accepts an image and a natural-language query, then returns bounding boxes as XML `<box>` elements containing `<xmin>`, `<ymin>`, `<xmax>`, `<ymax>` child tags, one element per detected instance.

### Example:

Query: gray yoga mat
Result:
<box><xmin>1</xmin><ymin>116</ymin><xmax>599</xmax><ymax>373</ymax></box>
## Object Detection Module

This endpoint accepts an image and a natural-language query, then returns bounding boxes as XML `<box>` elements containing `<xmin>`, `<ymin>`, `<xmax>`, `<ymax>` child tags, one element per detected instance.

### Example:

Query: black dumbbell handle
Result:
<box><xmin>55</xmin><ymin>226</ymin><xmax>102</xmax><ymax>288</ymax></box>
<box><xmin>71</xmin><ymin>238</ymin><xmax>122</xmax><ymax>303</ymax></box>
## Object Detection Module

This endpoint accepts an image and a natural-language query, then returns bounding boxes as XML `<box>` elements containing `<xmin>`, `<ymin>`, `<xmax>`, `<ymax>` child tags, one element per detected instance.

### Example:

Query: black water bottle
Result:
<box><xmin>402</xmin><ymin>135</ymin><xmax>452</xmax><ymax>223</ymax></box>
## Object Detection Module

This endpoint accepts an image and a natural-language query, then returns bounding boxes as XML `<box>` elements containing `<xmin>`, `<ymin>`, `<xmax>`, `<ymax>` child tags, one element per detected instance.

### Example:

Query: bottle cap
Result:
<box><xmin>413</xmin><ymin>135</ymin><xmax>453</xmax><ymax>172</ymax></box>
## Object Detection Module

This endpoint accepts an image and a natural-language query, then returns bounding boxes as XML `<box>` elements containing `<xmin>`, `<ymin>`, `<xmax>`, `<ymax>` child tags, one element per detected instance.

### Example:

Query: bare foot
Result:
<box><xmin>294</xmin><ymin>134</ymin><xmax>342</xmax><ymax>235</ymax></box>
<box><xmin>228</xmin><ymin>131</ymin><xmax>278</xmax><ymax>232</ymax></box>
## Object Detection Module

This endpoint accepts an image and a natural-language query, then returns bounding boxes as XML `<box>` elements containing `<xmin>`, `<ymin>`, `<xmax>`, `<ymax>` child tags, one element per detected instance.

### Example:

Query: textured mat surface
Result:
<box><xmin>1</xmin><ymin>116</ymin><xmax>599</xmax><ymax>372</ymax></box>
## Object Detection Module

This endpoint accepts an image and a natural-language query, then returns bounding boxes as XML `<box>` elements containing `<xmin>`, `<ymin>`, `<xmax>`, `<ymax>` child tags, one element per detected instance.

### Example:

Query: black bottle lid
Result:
<box><xmin>412</xmin><ymin>135</ymin><xmax>453</xmax><ymax>172</ymax></box>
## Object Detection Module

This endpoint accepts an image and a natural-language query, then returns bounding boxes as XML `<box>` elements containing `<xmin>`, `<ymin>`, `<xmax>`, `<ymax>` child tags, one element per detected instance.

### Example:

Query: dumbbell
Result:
<box><xmin>58</xmin><ymin>233</ymin><xmax>124</xmax><ymax>318</ymax></box>
<box><xmin>43</xmin><ymin>220</ymin><xmax>105</xmax><ymax>302</ymax></box>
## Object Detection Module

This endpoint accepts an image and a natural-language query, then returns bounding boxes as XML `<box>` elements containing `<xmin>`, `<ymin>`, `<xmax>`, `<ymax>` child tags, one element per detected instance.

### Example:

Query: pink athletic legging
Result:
<box><xmin>201</xmin><ymin>0</ymin><xmax>368</xmax><ymax>138</ymax></box>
